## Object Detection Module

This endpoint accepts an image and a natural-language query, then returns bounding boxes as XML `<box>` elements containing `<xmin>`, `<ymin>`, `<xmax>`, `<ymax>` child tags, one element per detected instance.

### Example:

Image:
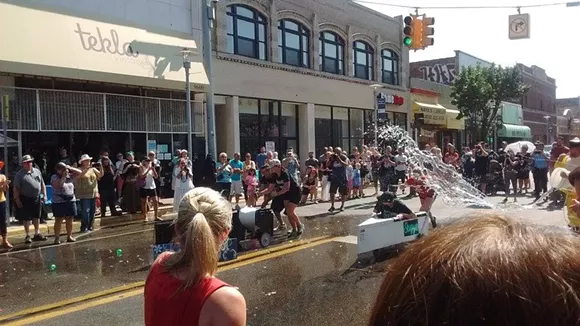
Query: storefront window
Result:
<box><xmin>316</xmin><ymin>106</ymin><xmax>372</xmax><ymax>155</ymax></box>
<box><xmin>238</xmin><ymin>98</ymin><xmax>298</xmax><ymax>156</ymax></box>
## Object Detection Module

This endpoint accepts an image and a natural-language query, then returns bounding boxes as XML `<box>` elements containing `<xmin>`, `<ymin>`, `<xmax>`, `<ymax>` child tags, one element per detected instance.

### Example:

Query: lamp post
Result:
<box><xmin>369</xmin><ymin>84</ymin><xmax>382</xmax><ymax>147</ymax></box>
<box><xmin>543</xmin><ymin>115</ymin><xmax>550</xmax><ymax>144</ymax></box>
<box><xmin>181</xmin><ymin>48</ymin><xmax>195</xmax><ymax>156</ymax></box>
<box><xmin>202</xmin><ymin>0</ymin><xmax>218</xmax><ymax>159</ymax></box>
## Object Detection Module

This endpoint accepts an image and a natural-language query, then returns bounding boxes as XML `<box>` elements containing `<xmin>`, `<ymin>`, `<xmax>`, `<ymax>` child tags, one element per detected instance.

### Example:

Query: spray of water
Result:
<box><xmin>376</xmin><ymin>124</ymin><xmax>494</xmax><ymax>208</ymax></box>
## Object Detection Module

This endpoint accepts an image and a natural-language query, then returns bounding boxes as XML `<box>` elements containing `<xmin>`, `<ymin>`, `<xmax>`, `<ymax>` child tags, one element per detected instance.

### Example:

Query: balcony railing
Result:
<box><xmin>0</xmin><ymin>87</ymin><xmax>205</xmax><ymax>134</ymax></box>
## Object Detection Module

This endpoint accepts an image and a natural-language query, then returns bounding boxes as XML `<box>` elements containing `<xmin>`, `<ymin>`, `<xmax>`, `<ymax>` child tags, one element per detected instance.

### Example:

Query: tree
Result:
<box><xmin>450</xmin><ymin>64</ymin><xmax>528</xmax><ymax>144</ymax></box>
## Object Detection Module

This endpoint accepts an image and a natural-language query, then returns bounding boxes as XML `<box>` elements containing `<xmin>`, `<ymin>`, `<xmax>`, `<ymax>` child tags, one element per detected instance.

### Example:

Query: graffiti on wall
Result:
<box><xmin>418</xmin><ymin>63</ymin><xmax>457</xmax><ymax>85</ymax></box>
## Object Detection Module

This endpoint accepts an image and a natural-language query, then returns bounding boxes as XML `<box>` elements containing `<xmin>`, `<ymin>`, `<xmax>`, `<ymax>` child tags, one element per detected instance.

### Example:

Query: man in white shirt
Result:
<box><xmin>394</xmin><ymin>147</ymin><xmax>408</xmax><ymax>194</ymax></box>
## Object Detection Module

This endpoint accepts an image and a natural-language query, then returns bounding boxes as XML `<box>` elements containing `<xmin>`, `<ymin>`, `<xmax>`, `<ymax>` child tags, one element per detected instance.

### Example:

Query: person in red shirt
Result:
<box><xmin>406</xmin><ymin>169</ymin><xmax>436</xmax><ymax>212</ymax></box>
<box><xmin>444</xmin><ymin>144</ymin><xmax>460</xmax><ymax>169</ymax></box>
<box><xmin>551</xmin><ymin>136</ymin><xmax>570</xmax><ymax>170</ymax></box>
<box><xmin>144</xmin><ymin>188</ymin><xmax>246</xmax><ymax>326</ymax></box>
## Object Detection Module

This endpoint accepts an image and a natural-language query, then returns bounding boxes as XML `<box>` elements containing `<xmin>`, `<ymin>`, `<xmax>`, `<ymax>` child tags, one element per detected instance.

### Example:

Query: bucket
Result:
<box><xmin>238</xmin><ymin>207</ymin><xmax>259</xmax><ymax>231</ymax></box>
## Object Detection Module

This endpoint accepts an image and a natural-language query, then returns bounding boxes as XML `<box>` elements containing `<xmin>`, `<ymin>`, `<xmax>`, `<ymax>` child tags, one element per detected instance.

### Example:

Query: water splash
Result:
<box><xmin>375</xmin><ymin>124</ymin><xmax>494</xmax><ymax>208</ymax></box>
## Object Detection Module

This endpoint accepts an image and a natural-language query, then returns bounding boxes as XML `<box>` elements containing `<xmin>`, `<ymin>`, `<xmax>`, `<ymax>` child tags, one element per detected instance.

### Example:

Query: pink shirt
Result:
<box><xmin>245</xmin><ymin>175</ymin><xmax>258</xmax><ymax>193</ymax></box>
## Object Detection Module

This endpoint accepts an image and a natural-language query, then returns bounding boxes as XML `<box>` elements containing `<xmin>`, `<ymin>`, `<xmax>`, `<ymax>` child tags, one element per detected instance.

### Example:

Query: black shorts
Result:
<box><xmin>301</xmin><ymin>187</ymin><xmax>312</xmax><ymax>196</ymax></box>
<box><xmin>16</xmin><ymin>195</ymin><xmax>41</xmax><ymax>221</ymax></box>
<box><xmin>139</xmin><ymin>188</ymin><xmax>157</xmax><ymax>199</ymax></box>
<box><xmin>330</xmin><ymin>182</ymin><xmax>348</xmax><ymax>196</ymax></box>
<box><xmin>271</xmin><ymin>196</ymin><xmax>285</xmax><ymax>214</ymax></box>
<box><xmin>395</xmin><ymin>171</ymin><xmax>407</xmax><ymax>184</ymax></box>
<box><xmin>284</xmin><ymin>189</ymin><xmax>301</xmax><ymax>205</ymax></box>
<box><xmin>52</xmin><ymin>201</ymin><xmax>77</xmax><ymax>218</ymax></box>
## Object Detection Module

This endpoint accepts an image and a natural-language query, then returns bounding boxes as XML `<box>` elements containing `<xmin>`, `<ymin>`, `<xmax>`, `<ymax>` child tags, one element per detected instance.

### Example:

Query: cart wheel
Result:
<box><xmin>259</xmin><ymin>233</ymin><xmax>271</xmax><ymax>248</ymax></box>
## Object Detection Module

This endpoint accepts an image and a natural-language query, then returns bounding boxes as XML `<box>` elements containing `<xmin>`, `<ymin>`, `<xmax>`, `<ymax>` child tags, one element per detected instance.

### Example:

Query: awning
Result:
<box><xmin>497</xmin><ymin>124</ymin><xmax>532</xmax><ymax>139</ymax></box>
<box><xmin>0</xmin><ymin>134</ymin><xmax>18</xmax><ymax>147</ymax></box>
<box><xmin>445</xmin><ymin>109</ymin><xmax>465</xmax><ymax>130</ymax></box>
<box><xmin>411</xmin><ymin>101</ymin><xmax>447</xmax><ymax>125</ymax></box>
<box><xmin>0</xmin><ymin>3</ymin><xmax>209</xmax><ymax>91</ymax></box>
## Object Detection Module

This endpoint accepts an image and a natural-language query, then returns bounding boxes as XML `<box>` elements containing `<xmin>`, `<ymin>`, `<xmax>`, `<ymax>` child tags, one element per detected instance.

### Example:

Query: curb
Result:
<box><xmin>7</xmin><ymin>206</ymin><xmax>174</xmax><ymax>239</ymax></box>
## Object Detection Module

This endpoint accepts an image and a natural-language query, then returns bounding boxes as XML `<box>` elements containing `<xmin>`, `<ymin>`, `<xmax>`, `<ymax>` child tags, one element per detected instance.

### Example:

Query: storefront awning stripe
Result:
<box><xmin>413</xmin><ymin>101</ymin><xmax>447</xmax><ymax>110</ymax></box>
<box><xmin>498</xmin><ymin>124</ymin><xmax>532</xmax><ymax>139</ymax></box>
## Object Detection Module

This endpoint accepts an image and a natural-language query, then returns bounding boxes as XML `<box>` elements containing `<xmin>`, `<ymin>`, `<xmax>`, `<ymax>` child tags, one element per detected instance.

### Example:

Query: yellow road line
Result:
<box><xmin>3</xmin><ymin>289</ymin><xmax>144</xmax><ymax>326</ymax></box>
<box><xmin>0</xmin><ymin>235</ymin><xmax>337</xmax><ymax>324</ymax></box>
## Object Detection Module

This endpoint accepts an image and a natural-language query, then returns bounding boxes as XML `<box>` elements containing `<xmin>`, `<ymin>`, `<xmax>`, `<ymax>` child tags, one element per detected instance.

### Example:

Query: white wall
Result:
<box><xmin>5</xmin><ymin>0</ymin><xmax>201</xmax><ymax>35</ymax></box>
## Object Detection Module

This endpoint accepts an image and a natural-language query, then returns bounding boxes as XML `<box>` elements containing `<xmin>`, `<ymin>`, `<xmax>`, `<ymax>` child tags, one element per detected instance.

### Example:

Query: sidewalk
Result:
<box><xmin>5</xmin><ymin>188</ymin><xmax>379</xmax><ymax>240</ymax></box>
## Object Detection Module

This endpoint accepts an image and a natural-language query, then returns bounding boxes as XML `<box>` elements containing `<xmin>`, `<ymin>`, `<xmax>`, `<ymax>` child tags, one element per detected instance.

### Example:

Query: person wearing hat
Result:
<box><xmin>121</xmin><ymin>152</ymin><xmax>141</xmax><ymax>214</ymax></box>
<box><xmin>13</xmin><ymin>155</ymin><xmax>47</xmax><ymax>244</ymax></box>
<box><xmin>260</xmin><ymin>159</ymin><xmax>304</xmax><ymax>237</ymax></box>
<box><xmin>0</xmin><ymin>161</ymin><xmax>12</xmax><ymax>249</ymax></box>
<box><xmin>51</xmin><ymin>162</ymin><xmax>83</xmax><ymax>243</ymax></box>
<box><xmin>76</xmin><ymin>154</ymin><xmax>103</xmax><ymax>232</ymax></box>
<box><xmin>372</xmin><ymin>192</ymin><xmax>415</xmax><ymax>220</ymax></box>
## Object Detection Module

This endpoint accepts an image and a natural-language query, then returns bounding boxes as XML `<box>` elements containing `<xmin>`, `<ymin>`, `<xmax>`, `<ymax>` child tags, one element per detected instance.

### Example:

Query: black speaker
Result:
<box><xmin>155</xmin><ymin>220</ymin><xmax>174</xmax><ymax>245</ymax></box>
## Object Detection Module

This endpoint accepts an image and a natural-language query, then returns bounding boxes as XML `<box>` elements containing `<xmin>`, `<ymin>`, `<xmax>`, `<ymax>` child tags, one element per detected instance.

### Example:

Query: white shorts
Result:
<box><xmin>230</xmin><ymin>180</ymin><xmax>243</xmax><ymax>195</ymax></box>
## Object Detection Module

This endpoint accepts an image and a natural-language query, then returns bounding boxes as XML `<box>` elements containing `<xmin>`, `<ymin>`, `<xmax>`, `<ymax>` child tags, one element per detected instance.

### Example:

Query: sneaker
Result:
<box><xmin>339</xmin><ymin>206</ymin><xmax>345</xmax><ymax>212</ymax></box>
<box><xmin>328</xmin><ymin>207</ymin><xmax>335</xmax><ymax>212</ymax></box>
<box><xmin>67</xmin><ymin>236</ymin><xmax>76</xmax><ymax>243</ymax></box>
<box><xmin>33</xmin><ymin>234</ymin><xmax>47</xmax><ymax>241</ymax></box>
<box><xmin>274</xmin><ymin>223</ymin><xmax>287</xmax><ymax>231</ymax></box>
<box><xmin>24</xmin><ymin>236</ymin><xmax>32</xmax><ymax>244</ymax></box>
<box><xmin>297</xmin><ymin>224</ymin><xmax>305</xmax><ymax>235</ymax></box>
<box><xmin>287</xmin><ymin>229</ymin><xmax>297</xmax><ymax>238</ymax></box>
<box><xmin>54</xmin><ymin>238</ymin><xmax>61</xmax><ymax>245</ymax></box>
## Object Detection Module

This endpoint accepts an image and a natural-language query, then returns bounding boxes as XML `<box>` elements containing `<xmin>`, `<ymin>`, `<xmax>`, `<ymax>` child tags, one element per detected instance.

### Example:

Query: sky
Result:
<box><xmin>358</xmin><ymin>0</ymin><xmax>580</xmax><ymax>98</ymax></box>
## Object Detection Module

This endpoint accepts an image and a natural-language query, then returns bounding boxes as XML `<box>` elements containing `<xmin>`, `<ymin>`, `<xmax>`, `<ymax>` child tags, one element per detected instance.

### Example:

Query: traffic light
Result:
<box><xmin>421</xmin><ymin>16</ymin><xmax>435</xmax><ymax>48</ymax></box>
<box><xmin>411</xmin><ymin>17</ymin><xmax>424</xmax><ymax>50</ymax></box>
<box><xmin>403</xmin><ymin>16</ymin><xmax>413</xmax><ymax>47</ymax></box>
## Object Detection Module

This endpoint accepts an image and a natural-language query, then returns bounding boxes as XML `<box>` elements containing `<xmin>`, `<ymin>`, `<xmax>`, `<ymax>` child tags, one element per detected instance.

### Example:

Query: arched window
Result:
<box><xmin>381</xmin><ymin>49</ymin><xmax>399</xmax><ymax>85</ymax></box>
<box><xmin>352</xmin><ymin>41</ymin><xmax>374</xmax><ymax>80</ymax></box>
<box><xmin>318</xmin><ymin>31</ymin><xmax>344</xmax><ymax>75</ymax></box>
<box><xmin>277</xmin><ymin>20</ymin><xmax>310</xmax><ymax>68</ymax></box>
<box><xmin>226</xmin><ymin>5</ymin><xmax>267</xmax><ymax>60</ymax></box>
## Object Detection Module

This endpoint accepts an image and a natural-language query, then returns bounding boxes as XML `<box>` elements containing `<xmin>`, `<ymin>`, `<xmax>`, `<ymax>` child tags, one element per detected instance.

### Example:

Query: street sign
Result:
<box><xmin>509</xmin><ymin>13</ymin><xmax>530</xmax><ymax>40</ymax></box>
<box><xmin>377</xmin><ymin>97</ymin><xmax>386</xmax><ymax>120</ymax></box>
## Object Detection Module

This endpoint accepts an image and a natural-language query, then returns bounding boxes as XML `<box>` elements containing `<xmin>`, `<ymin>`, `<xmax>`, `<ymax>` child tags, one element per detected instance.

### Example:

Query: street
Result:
<box><xmin>0</xmin><ymin>193</ymin><xmax>568</xmax><ymax>326</ymax></box>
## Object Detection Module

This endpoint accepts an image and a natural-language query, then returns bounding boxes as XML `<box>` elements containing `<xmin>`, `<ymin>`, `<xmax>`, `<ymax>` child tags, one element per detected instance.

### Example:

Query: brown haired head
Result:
<box><xmin>369</xmin><ymin>214</ymin><xmax>580</xmax><ymax>326</ymax></box>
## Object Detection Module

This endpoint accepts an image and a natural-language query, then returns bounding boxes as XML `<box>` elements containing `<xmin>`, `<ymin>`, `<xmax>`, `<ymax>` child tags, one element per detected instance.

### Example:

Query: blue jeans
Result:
<box><xmin>79</xmin><ymin>198</ymin><xmax>96</xmax><ymax>231</ymax></box>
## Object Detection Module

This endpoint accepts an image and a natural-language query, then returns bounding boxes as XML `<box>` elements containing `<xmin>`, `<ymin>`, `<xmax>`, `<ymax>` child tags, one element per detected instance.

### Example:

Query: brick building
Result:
<box><xmin>517</xmin><ymin>64</ymin><xmax>557</xmax><ymax>143</ymax></box>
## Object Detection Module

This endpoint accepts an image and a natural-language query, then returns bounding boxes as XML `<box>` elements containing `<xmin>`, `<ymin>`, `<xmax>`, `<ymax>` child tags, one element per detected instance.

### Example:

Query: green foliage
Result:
<box><xmin>451</xmin><ymin>64</ymin><xmax>528</xmax><ymax>143</ymax></box>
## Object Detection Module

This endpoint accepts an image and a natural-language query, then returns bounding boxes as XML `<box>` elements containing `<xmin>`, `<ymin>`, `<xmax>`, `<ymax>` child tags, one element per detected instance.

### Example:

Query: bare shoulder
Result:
<box><xmin>200</xmin><ymin>286</ymin><xmax>246</xmax><ymax>326</ymax></box>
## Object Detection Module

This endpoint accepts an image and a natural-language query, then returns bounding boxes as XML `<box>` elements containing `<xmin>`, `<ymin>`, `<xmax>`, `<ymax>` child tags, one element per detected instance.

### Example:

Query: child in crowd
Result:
<box><xmin>372</xmin><ymin>192</ymin><xmax>415</xmax><ymax>220</ymax></box>
<box><xmin>245</xmin><ymin>168</ymin><xmax>259</xmax><ymax>207</ymax></box>
<box><xmin>406</xmin><ymin>169</ymin><xmax>436</xmax><ymax>213</ymax></box>
<box><xmin>353</xmin><ymin>163</ymin><xmax>362</xmax><ymax>198</ymax></box>
<box><xmin>346</xmin><ymin>162</ymin><xmax>354</xmax><ymax>199</ymax></box>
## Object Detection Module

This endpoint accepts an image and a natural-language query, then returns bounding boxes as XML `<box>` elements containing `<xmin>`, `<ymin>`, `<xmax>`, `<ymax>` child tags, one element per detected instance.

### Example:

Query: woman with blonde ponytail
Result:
<box><xmin>144</xmin><ymin>187</ymin><xmax>246</xmax><ymax>326</ymax></box>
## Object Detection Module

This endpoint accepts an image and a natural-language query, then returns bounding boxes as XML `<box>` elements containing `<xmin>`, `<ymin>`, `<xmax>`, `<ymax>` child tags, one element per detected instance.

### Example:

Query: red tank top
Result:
<box><xmin>144</xmin><ymin>253</ymin><xmax>230</xmax><ymax>326</ymax></box>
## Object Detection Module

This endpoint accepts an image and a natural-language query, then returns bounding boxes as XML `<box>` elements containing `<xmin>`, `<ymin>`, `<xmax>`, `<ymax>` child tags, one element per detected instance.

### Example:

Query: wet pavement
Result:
<box><xmin>0</xmin><ymin>193</ymin><xmax>569</xmax><ymax>325</ymax></box>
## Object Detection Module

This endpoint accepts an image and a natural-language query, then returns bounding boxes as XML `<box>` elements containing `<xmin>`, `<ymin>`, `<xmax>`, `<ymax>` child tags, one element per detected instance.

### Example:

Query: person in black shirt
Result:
<box><xmin>260</xmin><ymin>159</ymin><xmax>304</xmax><ymax>237</ymax></box>
<box><xmin>373</xmin><ymin>192</ymin><xmax>415</xmax><ymax>220</ymax></box>
<box><xmin>516</xmin><ymin>145</ymin><xmax>531</xmax><ymax>194</ymax></box>
<box><xmin>473</xmin><ymin>143</ymin><xmax>489</xmax><ymax>194</ymax></box>
<box><xmin>98</xmin><ymin>156</ymin><xmax>121</xmax><ymax>217</ymax></box>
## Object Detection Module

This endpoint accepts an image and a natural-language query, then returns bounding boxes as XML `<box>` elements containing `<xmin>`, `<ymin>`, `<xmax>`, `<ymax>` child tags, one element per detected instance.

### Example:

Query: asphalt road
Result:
<box><xmin>0</xmin><ymin>193</ymin><xmax>569</xmax><ymax>326</ymax></box>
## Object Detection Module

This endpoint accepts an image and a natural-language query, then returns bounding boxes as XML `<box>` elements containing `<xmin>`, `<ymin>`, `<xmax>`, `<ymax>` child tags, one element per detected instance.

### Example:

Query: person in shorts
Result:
<box><xmin>328</xmin><ymin>148</ymin><xmax>349</xmax><ymax>212</ymax></box>
<box><xmin>229</xmin><ymin>153</ymin><xmax>244</xmax><ymax>208</ymax></box>
<box><xmin>140</xmin><ymin>158</ymin><xmax>161</xmax><ymax>221</ymax></box>
<box><xmin>261</xmin><ymin>159</ymin><xmax>303</xmax><ymax>237</ymax></box>
<box><xmin>14</xmin><ymin>155</ymin><xmax>47</xmax><ymax>244</ymax></box>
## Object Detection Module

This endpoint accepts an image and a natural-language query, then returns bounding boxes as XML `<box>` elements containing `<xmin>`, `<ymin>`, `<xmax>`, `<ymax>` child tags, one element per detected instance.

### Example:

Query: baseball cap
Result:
<box><xmin>378</xmin><ymin>192</ymin><xmax>396</xmax><ymax>203</ymax></box>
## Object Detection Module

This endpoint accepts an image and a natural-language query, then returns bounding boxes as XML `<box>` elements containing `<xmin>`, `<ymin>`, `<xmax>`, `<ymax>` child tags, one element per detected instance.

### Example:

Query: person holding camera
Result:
<box><xmin>76</xmin><ymin>154</ymin><xmax>103</xmax><ymax>232</ymax></box>
<box><xmin>328</xmin><ymin>148</ymin><xmax>349</xmax><ymax>212</ymax></box>
<box><xmin>172</xmin><ymin>158</ymin><xmax>194</xmax><ymax>213</ymax></box>
<box><xmin>121</xmin><ymin>152</ymin><xmax>141</xmax><ymax>214</ymax></box>
<box><xmin>140</xmin><ymin>158</ymin><xmax>161</xmax><ymax>221</ymax></box>
<box><xmin>215</xmin><ymin>153</ymin><xmax>232</xmax><ymax>200</ymax></box>
<box><xmin>51</xmin><ymin>162</ymin><xmax>82</xmax><ymax>243</ymax></box>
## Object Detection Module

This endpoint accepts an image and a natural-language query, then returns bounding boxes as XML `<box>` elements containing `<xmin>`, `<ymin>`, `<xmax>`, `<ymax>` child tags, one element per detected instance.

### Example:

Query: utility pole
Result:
<box><xmin>202</xmin><ymin>0</ymin><xmax>217</xmax><ymax>159</ymax></box>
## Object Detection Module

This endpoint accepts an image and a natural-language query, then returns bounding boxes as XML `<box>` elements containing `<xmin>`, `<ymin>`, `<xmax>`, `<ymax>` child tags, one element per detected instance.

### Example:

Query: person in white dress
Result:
<box><xmin>173</xmin><ymin>158</ymin><xmax>194</xmax><ymax>212</ymax></box>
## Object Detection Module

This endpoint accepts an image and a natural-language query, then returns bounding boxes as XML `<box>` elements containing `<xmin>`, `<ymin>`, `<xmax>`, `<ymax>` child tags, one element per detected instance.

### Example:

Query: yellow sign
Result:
<box><xmin>412</xmin><ymin>101</ymin><xmax>446</xmax><ymax>125</ymax></box>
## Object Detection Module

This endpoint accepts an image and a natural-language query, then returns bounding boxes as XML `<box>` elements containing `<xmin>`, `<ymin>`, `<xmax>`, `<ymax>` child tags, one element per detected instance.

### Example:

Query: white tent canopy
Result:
<box><xmin>0</xmin><ymin>133</ymin><xmax>18</xmax><ymax>147</ymax></box>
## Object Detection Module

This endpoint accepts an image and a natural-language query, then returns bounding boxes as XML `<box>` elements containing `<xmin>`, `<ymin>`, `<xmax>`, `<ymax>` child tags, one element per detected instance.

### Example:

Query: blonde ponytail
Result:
<box><xmin>163</xmin><ymin>187</ymin><xmax>232</xmax><ymax>289</ymax></box>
